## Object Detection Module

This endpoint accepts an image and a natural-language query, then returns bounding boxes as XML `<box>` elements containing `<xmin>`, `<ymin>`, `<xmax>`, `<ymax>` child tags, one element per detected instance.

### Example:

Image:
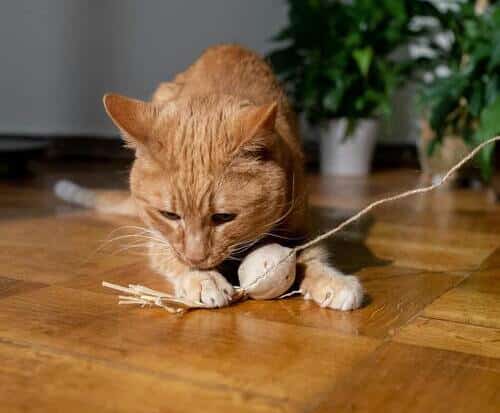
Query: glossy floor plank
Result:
<box><xmin>0</xmin><ymin>284</ymin><xmax>380</xmax><ymax>411</ymax></box>
<box><xmin>221</xmin><ymin>266</ymin><xmax>463</xmax><ymax>338</ymax></box>
<box><xmin>0</xmin><ymin>341</ymin><xmax>279</xmax><ymax>413</ymax></box>
<box><xmin>422</xmin><ymin>248</ymin><xmax>500</xmax><ymax>329</ymax></box>
<box><xmin>393</xmin><ymin>316</ymin><xmax>500</xmax><ymax>359</ymax></box>
<box><xmin>1</xmin><ymin>165</ymin><xmax>500</xmax><ymax>412</ymax></box>
<box><xmin>311</xmin><ymin>342</ymin><xmax>500</xmax><ymax>413</ymax></box>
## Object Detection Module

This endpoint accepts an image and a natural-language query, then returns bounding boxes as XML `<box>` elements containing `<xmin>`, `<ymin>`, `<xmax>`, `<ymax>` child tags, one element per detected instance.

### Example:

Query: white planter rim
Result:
<box><xmin>319</xmin><ymin>118</ymin><xmax>379</xmax><ymax>176</ymax></box>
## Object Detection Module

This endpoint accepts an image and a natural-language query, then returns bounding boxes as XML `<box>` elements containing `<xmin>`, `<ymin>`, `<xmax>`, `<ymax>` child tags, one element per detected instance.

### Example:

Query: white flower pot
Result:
<box><xmin>320</xmin><ymin>118</ymin><xmax>379</xmax><ymax>176</ymax></box>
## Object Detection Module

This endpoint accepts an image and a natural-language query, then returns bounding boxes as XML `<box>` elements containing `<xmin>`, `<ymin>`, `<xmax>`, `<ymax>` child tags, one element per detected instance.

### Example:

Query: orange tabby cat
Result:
<box><xmin>55</xmin><ymin>45</ymin><xmax>363</xmax><ymax>310</ymax></box>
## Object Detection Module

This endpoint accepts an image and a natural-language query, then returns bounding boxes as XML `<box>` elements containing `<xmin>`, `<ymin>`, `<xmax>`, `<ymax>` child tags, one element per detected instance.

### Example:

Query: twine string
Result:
<box><xmin>241</xmin><ymin>135</ymin><xmax>500</xmax><ymax>292</ymax></box>
<box><xmin>104</xmin><ymin>136</ymin><xmax>499</xmax><ymax>311</ymax></box>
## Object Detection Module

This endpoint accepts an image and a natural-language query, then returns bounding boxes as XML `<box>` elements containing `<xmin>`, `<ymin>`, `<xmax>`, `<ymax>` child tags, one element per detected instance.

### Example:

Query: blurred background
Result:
<box><xmin>1</xmin><ymin>0</ymin><xmax>499</xmax><ymax>190</ymax></box>
<box><xmin>0</xmin><ymin>0</ymin><xmax>287</xmax><ymax>137</ymax></box>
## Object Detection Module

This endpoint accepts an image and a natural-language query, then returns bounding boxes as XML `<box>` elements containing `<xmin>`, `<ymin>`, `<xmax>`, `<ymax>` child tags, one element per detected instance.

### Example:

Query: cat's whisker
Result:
<box><xmin>102</xmin><ymin>233</ymin><xmax>156</xmax><ymax>243</ymax></box>
<box><xmin>258</xmin><ymin>193</ymin><xmax>297</xmax><ymax>233</ymax></box>
<box><xmin>229</xmin><ymin>233</ymin><xmax>267</xmax><ymax>255</ymax></box>
<box><xmin>103</xmin><ymin>246</ymin><xmax>151</xmax><ymax>258</ymax></box>
<box><xmin>221</xmin><ymin>187</ymin><xmax>302</xmax><ymax>258</ymax></box>
<box><xmin>147</xmin><ymin>238</ymin><xmax>172</xmax><ymax>249</ymax></box>
<box><xmin>105</xmin><ymin>242</ymin><xmax>154</xmax><ymax>254</ymax></box>
<box><xmin>81</xmin><ymin>225</ymin><xmax>153</xmax><ymax>264</ymax></box>
<box><xmin>112</xmin><ymin>225</ymin><xmax>164</xmax><ymax>238</ymax></box>
<box><xmin>100</xmin><ymin>234</ymin><xmax>169</xmax><ymax>250</ymax></box>
<box><xmin>105</xmin><ymin>242</ymin><xmax>175</xmax><ymax>259</ymax></box>
<box><xmin>239</xmin><ymin>175</ymin><xmax>302</xmax><ymax>238</ymax></box>
<box><xmin>260</xmin><ymin>232</ymin><xmax>304</xmax><ymax>241</ymax></box>
<box><xmin>102</xmin><ymin>227</ymin><xmax>158</xmax><ymax>244</ymax></box>
<box><xmin>98</xmin><ymin>226</ymin><xmax>157</xmax><ymax>248</ymax></box>
<box><xmin>228</xmin><ymin>228</ymin><xmax>303</xmax><ymax>260</ymax></box>
<box><xmin>229</xmin><ymin>241</ymin><xmax>256</xmax><ymax>253</ymax></box>
<box><xmin>231</xmin><ymin>234</ymin><xmax>264</xmax><ymax>249</ymax></box>
<box><xmin>96</xmin><ymin>226</ymin><xmax>171</xmax><ymax>261</ymax></box>
<box><xmin>113</xmin><ymin>250</ymin><xmax>158</xmax><ymax>257</ymax></box>
<box><xmin>106</xmin><ymin>225</ymin><xmax>151</xmax><ymax>237</ymax></box>
<box><xmin>112</xmin><ymin>241</ymin><xmax>151</xmax><ymax>249</ymax></box>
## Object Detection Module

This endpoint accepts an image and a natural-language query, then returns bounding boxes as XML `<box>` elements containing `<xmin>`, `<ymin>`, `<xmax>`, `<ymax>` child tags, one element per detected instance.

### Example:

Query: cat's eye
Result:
<box><xmin>159</xmin><ymin>210</ymin><xmax>181</xmax><ymax>221</ymax></box>
<box><xmin>211</xmin><ymin>213</ymin><xmax>237</xmax><ymax>225</ymax></box>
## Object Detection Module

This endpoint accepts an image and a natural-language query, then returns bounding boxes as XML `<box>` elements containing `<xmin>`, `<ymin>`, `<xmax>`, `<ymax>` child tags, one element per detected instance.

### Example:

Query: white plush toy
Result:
<box><xmin>238</xmin><ymin>243</ymin><xmax>296</xmax><ymax>300</ymax></box>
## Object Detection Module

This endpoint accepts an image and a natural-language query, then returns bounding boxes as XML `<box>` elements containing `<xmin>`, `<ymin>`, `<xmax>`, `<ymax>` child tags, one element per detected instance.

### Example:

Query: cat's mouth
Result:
<box><xmin>185</xmin><ymin>257</ymin><xmax>223</xmax><ymax>270</ymax></box>
<box><xmin>174</xmin><ymin>249</ymin><xmax>226</xmax><ymax>270</ymax></box>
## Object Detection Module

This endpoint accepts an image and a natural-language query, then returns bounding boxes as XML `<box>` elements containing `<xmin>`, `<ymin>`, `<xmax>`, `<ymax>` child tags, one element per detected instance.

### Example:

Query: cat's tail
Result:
<box><xmin>53</xmin><ymin>180</ymin><xmax>137</xmax><ymax>216</ymax></box>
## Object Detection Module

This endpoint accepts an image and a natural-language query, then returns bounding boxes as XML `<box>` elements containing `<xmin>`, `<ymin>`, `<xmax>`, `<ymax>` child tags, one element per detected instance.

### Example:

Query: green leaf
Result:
<box><xmin>323</xmin><ymin>87</ymin><xmax>344</xmax><ymax>113</ymax></box>
<box><xmin>267</xmin><ymin>47</ymin><xmax>300</xmax><ymax>75</ymax></box>
<box><xmin>427</xmin><ymin>136</ymin><xmax>441</xmax><ymax>156</ymax></box>
<box><xmin>485</xmin><ymin>74</ymin><xmax>499</xmax><ymax>105</ymax></box>
<box><xmin>267</xmin><ymin>0</ymin><xmax>478</xmax><ymax>124</ymax></box>
<box><xmin>353</xmin><ymin>47</ymin><xmax>373</xmax><ymax>77</ymax></box>
<box><xmin>474</xmin><ymin>97</ymin><xmax>500</xmax><ymax>180</ymax></box>
<box><xmin>487</xmin><ymin>32</ymin><xmax>500</xmax><ymax>70</ymax></box>
<box><xmin>354</xmin><ymin>95</ymin><xmax>367</xmax><ymax>111</ymax></box>
<box><xmin>420</xmin><ymin>74</ymin><xmax>468</xmax><ymax>138</ymax></box>
<box><xmin>468</xmin><ymin>84</ymin><xmax>483</xmax><ymax>117</ymax></box>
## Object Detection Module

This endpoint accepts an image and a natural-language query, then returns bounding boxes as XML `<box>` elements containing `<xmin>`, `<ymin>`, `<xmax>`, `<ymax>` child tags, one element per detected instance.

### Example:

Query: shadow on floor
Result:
<box><xmin>310</xmin><ymin>206</ymin><xmax>391</xmax><ymax>274</ymax></box>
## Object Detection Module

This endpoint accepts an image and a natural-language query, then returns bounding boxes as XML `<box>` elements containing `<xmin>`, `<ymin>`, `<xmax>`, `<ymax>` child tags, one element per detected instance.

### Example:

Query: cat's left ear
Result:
<box><xmin>237</xmin><ymin>102</ymin><xmax>278</xmax><ymax>156</ymax></box>
<box><xmin>103</xmin><ymin>93</ymin><xmax>159</xmax><ymax>149</ymax></box>
<box><xmin>241</xmin><ymin>102</ymin><xmax>278</xmax><ymax>137</ymax></box>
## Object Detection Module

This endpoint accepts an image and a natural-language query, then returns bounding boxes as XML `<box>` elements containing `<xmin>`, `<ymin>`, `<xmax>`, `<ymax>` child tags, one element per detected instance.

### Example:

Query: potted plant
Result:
<box><xmin>416</xmin><ymin>1</ymin><xmax>500</xmax><ymax>183</ymax></box>
<box><xmin>268</xmin><ymin>0</ymin><xmax>435</xmax><ymax>176</ymax></box>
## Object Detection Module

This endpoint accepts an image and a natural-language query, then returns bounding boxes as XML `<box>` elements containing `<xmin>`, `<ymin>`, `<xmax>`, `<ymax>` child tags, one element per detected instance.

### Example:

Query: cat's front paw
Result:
<box><xmin>304</xmin><ymin>274</ymin><xmax>364</xmax><ymax>311</ymax></box>
<box><xmin>175</xmin><ymin>271</ymin><xmax>234</xmax><ymax>308</ymax></box>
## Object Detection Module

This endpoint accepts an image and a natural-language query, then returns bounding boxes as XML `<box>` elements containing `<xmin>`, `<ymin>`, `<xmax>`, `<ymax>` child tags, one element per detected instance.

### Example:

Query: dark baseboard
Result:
<box><xmin>372</xmin><ymin>143</ymin><xmax>420</xmax><ymax>169</ymax></box>
<box><xmin>0</xmin><ymin>134</ymin><xmax>452</xmax><ymax>172</ymax></box>
<box><xmin>0</xmin><ymin>135</ymin><xmax>132</xmax><ymax>161</ymax></box>
<box><xmin>46</xmin><ymin>136</ymin><xmax>133</xmax><ymax>160</ymax></box>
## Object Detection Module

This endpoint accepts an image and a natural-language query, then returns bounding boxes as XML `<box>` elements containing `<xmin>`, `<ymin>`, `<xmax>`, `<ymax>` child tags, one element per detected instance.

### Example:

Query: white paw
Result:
<box><xmin>325</xmin><ymin>276</ymin><xmax>364</xmax><ymax>310</ymax></box>
<box><xmin>305</xmin><ymin>275</ymin><xmax>364</xmax><ymax>311</ymax></box>
<box><xmin>175</xmin><ymin>271</ymin><xmax>234</xmax><ymax>308</ymax></box>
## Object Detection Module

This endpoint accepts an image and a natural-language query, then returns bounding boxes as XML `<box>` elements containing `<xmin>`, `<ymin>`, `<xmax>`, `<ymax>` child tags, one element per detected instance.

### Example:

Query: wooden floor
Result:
<box><xmin>1</xmin><ymin>161</ymin><xmax>499</xmax><ymax>412</ymax></box>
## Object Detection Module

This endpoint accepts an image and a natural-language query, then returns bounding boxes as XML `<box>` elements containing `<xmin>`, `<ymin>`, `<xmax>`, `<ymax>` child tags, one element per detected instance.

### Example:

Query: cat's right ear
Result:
<box><xmin>103</xmin><ymin>93</ymin><xmax>158</xmax><ymax>149</ymax></box>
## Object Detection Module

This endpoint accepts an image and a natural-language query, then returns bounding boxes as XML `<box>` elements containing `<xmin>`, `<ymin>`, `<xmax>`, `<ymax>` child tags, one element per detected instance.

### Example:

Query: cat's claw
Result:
<box><xmin>176</xmin><ymin>271</ymin><xmax>234</xmax><ymax>308</ymax></box>
<box><xmin>322</xmin><ymin>275</ymin><xmax>363</xmax><ymax>310</ymax></box>
<box><xmin>304</xmin><ymin>274</ymin><xmax>364</xmax><ymax>311</ymax></box>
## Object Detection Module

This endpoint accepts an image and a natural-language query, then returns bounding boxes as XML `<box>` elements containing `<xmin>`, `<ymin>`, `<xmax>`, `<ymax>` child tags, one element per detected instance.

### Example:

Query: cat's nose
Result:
<box><xmin>184</xmin><ymin>236</ymin><xmax>208</xmax><ymax>265</ymax></box>
<box><xmin>184</xmin><ymin>250</ymin><xmax>208</xmax><ymax>265</ymax></box>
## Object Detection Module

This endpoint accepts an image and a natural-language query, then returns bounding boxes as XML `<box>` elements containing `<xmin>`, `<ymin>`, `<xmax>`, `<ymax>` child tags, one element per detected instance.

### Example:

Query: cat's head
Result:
<box><xmin>103</xmin><ymin>93</ymin><xmax>290</xmax><ymax>269</ymax></box>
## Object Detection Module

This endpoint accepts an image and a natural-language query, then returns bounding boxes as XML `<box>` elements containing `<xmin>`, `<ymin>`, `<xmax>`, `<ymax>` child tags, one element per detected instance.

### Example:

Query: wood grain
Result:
<box><xmin>394</xmin><ymin>317</ymin><xmax>500</xmax><ymax>359</ymax></box>
<box><xmin>0</xmin><ymin>285</ymin><xmax>380</xmax><ymax>410</ymax></box>
<box><xmin>221</xmin><ymin>266</ymin><xmax>463</xmax><ymax>338</ymax></box>
<box><xmin>311</xmin><ymin>342</ymin><xmax>500</xmax><ymax>413</ymax></box>
<box><xmin>0</xmin><ymin>341</ymin><xmax>282</xmax><ymax>413</ymax></box>
<box><xmin>422</xmin><ymin>248</ymin><xmax>500</xmax><ymax>329</ymax></box>
<box><xmin>1</xmin><ymin>167</ymin><xmax>500</xmax><ymax>412</ymax></box>
<box><xmin>364</xmin><ymin>221</ymin><xmax>497</xmax><ymax>271</ymax></box>
<box><xmin>0</xmin><ymin>215</ymin><xmax>144</xmax><ymax>284</ymax></box>
<box><xmin>0</xmin><ymin>276</ymin><xmax>46</xmax><ymax>299</ymax></box>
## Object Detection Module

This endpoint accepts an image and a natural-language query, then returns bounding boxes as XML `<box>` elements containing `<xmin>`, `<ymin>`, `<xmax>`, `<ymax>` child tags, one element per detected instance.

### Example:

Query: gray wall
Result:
<box><xmin>0</xmin><ymin>0</ymin><xmax>287</xmax><ymax>136</ymax></box>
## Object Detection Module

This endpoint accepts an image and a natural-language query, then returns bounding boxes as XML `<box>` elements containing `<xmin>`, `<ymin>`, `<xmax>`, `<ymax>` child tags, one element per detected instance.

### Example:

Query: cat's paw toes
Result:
<box><xmin>199</xmin><ymin>275</ymin><xmax>234</xmax><ymax>307</ymax></box>
<box><xmin>305</xmin><ymin>275</ymin><xmax>363</xmax><ymax>311</ymax></box>
<box><xmin>328</xmin><ymin>276</ymin><xmax>364</xmax><ymax>310</ymax></box>
<box><xmin>176</xmin><ymin>271</ymin><xmax>234</xmax><ymax>308</ymax></box>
